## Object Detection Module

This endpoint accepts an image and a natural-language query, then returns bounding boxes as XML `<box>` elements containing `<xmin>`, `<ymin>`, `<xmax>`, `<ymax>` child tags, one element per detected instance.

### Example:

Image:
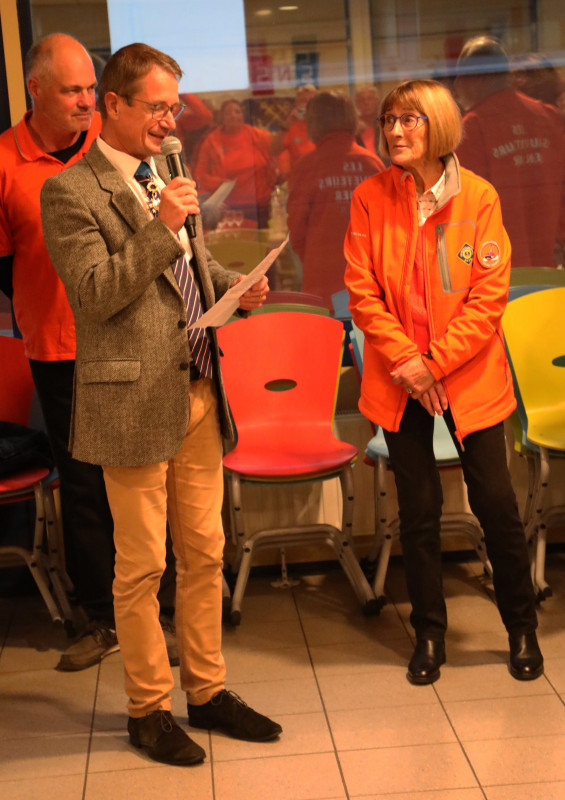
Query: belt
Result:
<box><xmin>189</xmin><ymin>364</ymin><xmax>201</xmax><ymax>382</ymax></box>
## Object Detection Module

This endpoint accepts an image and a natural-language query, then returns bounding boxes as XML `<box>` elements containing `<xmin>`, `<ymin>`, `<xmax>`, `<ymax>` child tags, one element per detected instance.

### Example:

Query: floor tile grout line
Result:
<box><xmin>291</xmin><ymin>586</ymin><xmax>351</xmax><ymax>800</ymax></box>
<box><xmin>82</xmin><ymin>660</ymin><xmax>103</xmax><ymax>800</ymax></box>
<box><xmin>431</xmin><ymin>680</ymin><xmax>488</xmax><ymax>800</ymax></box>
<box><xmin>208</xmin><ymin>730</ymin><xmax>216</xmax><ymax>800</ymax></box>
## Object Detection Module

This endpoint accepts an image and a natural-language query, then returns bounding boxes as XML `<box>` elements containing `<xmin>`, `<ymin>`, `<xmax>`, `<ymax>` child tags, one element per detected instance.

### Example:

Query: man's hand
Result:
<box><xmin>418</xmin><ymin>382</ymin><xmax>449</xmax><ymax>416</ymax></box>
<box><xmin>234</xmin><ymin>275</ymin><xmax>269</xmax><ymax>310</ymax></box>
<box><xmin>390</xmin><ymin>355</ymin><xmax>435</xmax><ymax>397</ymax></box>
<box><xmin>158</xmin><ymin>177</ymin><xmax>200</xmax><ymax>233</ymax></box>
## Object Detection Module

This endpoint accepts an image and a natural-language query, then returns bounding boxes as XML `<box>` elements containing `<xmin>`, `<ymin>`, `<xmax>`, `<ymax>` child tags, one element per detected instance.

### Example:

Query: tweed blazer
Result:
<box><xmin>40</xmin><ymin>139</ymin><xmax>239</xmax><ymax>467</ymax></box>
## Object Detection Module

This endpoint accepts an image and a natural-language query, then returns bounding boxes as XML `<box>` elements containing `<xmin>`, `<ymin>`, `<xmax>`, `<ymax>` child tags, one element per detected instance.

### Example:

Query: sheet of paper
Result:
<box><xmin>201</xmin><ymin>180</ymin><xmax>236</xmax><ymax>211</ymax></box>
<box><xmin>189</xmin><ymin>236</ymin><xmax>289</xmax><ymax>329</ymax></box>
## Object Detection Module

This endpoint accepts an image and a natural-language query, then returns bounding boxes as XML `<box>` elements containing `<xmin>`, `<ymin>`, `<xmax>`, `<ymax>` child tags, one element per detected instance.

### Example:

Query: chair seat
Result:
<box><xmin>0</xmin><ymin>466</ymin><xmax>52</xmax><ymax>495</ymax></box>
<box><xmin>365</xmin><ymin>417</ymin><xmax>460</xmax><ymax>464</ymax></box>
<box><xmin>224</xmin><ymin>436</ymin><xmax>357</xmax><ymax>478</ymax></box>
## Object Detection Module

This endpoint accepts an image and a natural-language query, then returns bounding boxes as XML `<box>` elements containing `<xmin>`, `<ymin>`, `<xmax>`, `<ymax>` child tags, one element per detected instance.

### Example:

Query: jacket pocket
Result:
<box><xmin>79</xmin><ymin>359</ymin><xmax>141</xmax><ymax>384</ymax></box>
<box><xmin>435</xmin><ymin>220</ymin><xmax>476</xmax><ymax>293</ymax></box>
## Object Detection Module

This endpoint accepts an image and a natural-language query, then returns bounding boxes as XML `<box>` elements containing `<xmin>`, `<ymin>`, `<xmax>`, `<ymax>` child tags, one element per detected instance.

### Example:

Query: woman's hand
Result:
<box><xmin>418</xmin><ymin>382</ymin><xmax>449</xmax><ymax>416</ymax></box>
<box><xmin>390</xmin><ymin>355</ymin><xmax>435</xmax><ymax>396</ymax></box>
<box><xmin>234</xmin><ymin>275</ymin><xmax>269</xmax><ymax>310</ymax></box>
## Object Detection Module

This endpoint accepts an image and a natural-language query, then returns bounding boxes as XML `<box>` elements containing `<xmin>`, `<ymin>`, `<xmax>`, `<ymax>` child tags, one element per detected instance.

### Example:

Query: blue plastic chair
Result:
<box><xmin>349</xmin><ymin>322</ymin><xmax>491</xmax><ymax>606</ymax></box>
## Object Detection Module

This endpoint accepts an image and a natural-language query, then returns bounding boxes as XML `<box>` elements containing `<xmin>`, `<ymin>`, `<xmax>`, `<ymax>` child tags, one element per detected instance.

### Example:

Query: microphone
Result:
<box><xmin>160</xmin><ymin>136</ymin><xmax>197</xmax><ymax>239</ymax></box>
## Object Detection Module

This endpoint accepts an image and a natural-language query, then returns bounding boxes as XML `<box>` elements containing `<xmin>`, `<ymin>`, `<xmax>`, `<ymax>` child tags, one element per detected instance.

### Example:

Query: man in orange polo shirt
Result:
<box><xmin>0</xmin><ymin>34</ymin><xmax>175</xmax><ymax>670</ymax></box>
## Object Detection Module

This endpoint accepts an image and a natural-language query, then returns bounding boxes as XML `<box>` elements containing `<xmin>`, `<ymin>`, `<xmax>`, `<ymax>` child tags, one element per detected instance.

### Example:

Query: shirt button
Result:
<box><xmin>179</xmin><ymin>362</ymin><xmax>189</xmax><ymax>371</ymax></box>
<box><xmin>178</xmin><ymin>320</ymin><xmax>187</xmax><ymax>329</ymax></box>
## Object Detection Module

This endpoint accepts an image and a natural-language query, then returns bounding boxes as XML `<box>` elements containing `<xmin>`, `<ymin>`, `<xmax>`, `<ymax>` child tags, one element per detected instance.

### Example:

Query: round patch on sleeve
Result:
<box><xmin>478</xmin><ymin>240</ymin><xmax>501</xmax><ymax>267</ymax></box>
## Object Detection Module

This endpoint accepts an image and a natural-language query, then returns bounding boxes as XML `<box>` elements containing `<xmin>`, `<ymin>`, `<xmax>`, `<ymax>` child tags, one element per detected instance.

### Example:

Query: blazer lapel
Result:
<box><xmin>85</xmin><ymin>141</ymin><xmax>152</xmax><ymax>232</ymax></box>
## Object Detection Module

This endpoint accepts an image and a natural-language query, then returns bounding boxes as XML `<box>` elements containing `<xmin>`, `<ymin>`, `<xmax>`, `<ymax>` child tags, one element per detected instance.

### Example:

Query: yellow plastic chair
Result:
<box><xmin>502</xmin><ymin>286</ymin><xmax>565</xmax><ymax>600</ymax></box>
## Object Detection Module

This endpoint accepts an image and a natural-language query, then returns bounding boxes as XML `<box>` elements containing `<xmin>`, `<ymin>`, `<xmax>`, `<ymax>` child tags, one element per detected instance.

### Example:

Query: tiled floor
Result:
<box><xmin>2</xmin><ymin>555</ymin><xmax>565</xmax><ymax>799</ymax></box>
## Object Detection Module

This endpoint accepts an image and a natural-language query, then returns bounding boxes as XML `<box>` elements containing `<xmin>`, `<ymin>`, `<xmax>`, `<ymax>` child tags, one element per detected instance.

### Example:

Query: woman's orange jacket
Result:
<box><xmin>344</xmin><ymin>153</ymin><xmax>516</xmax><ymax>443</ymax></box>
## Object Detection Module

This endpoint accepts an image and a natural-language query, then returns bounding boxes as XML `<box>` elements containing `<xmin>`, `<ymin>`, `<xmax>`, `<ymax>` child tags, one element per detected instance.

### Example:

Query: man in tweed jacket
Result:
<box><xmin>41</xmin><ymin>43</ymin><xmax>281</xmax><ymax>766</ymax></box>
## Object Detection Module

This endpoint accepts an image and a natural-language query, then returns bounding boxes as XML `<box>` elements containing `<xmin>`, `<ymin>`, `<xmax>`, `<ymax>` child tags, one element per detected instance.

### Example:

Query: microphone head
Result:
<box><xmin>161</xmin><ymin>136</ymin><xmax>183</xmax><ymax>157</ymax></box>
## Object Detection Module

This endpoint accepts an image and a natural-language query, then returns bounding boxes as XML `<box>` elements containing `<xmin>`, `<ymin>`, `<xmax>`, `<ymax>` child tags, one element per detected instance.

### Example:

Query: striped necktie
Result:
<box><xmin>134</xmin><ymin>161</ymin><xmax>213</xmax><ymax>380</ymax></box>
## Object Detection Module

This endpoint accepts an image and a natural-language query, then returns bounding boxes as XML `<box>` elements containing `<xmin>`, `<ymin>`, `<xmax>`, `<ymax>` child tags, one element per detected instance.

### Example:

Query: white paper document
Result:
<box><xmin>201</xmin><ymin>179</ymin><xmax>236</xmax><ymax>211</ymax></box>
<box><xmin>190</xmin><ymin>236</ymin><xmax>289</xmax><ymax>329</ymax></box>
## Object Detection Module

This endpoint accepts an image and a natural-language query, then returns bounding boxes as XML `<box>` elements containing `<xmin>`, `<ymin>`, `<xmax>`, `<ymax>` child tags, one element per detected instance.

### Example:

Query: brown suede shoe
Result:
<box><xmin>56</xmin><ymin>622</ymin><xmax>119</xmax><ymax>671</ymax></box>
<box><xmin>188</xmin><ymin>690</ymin><xmax>282</xmax><ymax>741</ymax></box>
<box><xmin>128</xmin><ymin>710</ymin><xmax>205</xmax><ymax>766</ymax></box>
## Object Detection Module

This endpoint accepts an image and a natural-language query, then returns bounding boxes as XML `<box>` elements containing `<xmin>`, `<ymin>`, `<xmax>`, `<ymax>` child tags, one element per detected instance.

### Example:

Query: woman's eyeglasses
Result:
<box><xmin>378</xmin><ymin>113</ymin><xmax>428</xmax><ymax>131</ymax></box>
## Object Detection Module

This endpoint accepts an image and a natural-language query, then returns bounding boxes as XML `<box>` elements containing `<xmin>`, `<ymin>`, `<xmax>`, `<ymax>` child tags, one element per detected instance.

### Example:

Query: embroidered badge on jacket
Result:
<box><xmin>478</xmin><ymin>240</ymin><xmax>501</xmax><ymax>267</ymax></box>
<box><xmin>458</xmin><ymin>243</ymin><xmax>474</xmax><ymax>265</ymax></box>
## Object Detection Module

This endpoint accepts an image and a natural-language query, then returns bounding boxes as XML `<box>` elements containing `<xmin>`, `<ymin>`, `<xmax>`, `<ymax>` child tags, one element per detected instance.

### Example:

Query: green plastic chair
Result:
<box><xmin>502</xmin><ymin>286</ymin><xmax>565</xmax><ymax>600</ymax></box>
<box><xmin>251</xmin><ymin>302</ymin><xmax>329</xmax><ymax>316</ymax></box>
<box><xmin>509</xmin><ymin>267</ymin><xmax>565</xmax><ymax>288</ymax></box>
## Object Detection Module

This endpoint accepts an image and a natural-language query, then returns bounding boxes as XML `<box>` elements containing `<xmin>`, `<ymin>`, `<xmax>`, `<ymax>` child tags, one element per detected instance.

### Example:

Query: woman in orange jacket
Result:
<box><xmin>344</xmin><ymin>79</ymin><xmax>543</xmax><ymax>686</ymax></box>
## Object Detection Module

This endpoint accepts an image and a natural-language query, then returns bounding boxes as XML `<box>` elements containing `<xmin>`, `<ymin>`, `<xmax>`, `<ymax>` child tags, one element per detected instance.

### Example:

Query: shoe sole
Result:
<box><xmin>406</xmin><ymin>667</ymin><xmax>441</xmax><ymax>685</ymax></box>
<box><xmin>55</xmin><ymin>643</ymin><xmax>120</xmax><ymax>672</ymax></box>
<box><xmin>509</xmin><ymin>663</ymin><xmax>544</xmax><ymax>681</ymax></box>
<box><xmin>188</xmin><ymin>721</ymin><xmax>282</xmax><ymax>742</ymax></box>
<box><xmin>129</xmin><ymin>737</ymin><xmax>205</xmax><ymax>766</ymax></box>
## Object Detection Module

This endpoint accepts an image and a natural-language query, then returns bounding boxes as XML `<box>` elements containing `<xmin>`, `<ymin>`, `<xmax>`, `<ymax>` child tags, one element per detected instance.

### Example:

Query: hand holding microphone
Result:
<box><xmin>159</xmin><ymin>136</ymin><xmax>199</xmax><ymax>238</ymax></box>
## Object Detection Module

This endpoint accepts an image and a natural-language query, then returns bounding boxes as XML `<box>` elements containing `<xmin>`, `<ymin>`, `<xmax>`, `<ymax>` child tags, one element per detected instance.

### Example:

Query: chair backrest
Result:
<box><xmin>217</xmin><ymin>312</ymin><xmax>344</xmax><ymax>432</ymax></box>
<box><xmin>331</xmin><ymin>288</ymin><xmax>351</xmax><ymax>320</ymax></box>
<box><xmin>349</xmin><ymin>320</ymin><xmax>365</xmax><ymax>377</ymax></box>
<box><xmin>509</xmin><ymin>267</ymin><xmax>565</xmax><ymax>288</ymax></box>
<box><xmin>264</xmin><ymin>291</ymin><xmax>325</xmax><ymax>307</ymax></box>
<box><xmin>205</xmin><ymin>239</ymin><xmax>269</xmax><ymax>274</ymax></box>
<box><xmin>502</xmin><ymin>287</ymin><xmax>565</xmax><ymax>450</ymax></box>
<box><xmin>0</xmin><ymin>336</ymin><xmax>34</xmax><ymax>425</ymax></box>
<box><xmin>251</xmin><ymin>303</ymin><xmax>329</xmax><ymax>316</ymax></box>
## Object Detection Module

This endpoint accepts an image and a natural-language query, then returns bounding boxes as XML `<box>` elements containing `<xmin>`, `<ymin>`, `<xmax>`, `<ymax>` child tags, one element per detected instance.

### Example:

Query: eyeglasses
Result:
<box><xmin>123</xmin><ymin>96</ymin><xmax>186</xmax><ymax>120</ymax></box>
<box><xmin>379</xmin><ymin>113</ymin><xmax>428</xmax><ymax>131</ymax></box>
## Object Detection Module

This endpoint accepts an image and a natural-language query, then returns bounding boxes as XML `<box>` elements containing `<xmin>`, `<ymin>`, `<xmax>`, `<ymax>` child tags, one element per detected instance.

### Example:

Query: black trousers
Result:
<box><xmin>29</xmin><ymin>359</ymin><xmax>176</xmax><ymax>622</ymax></box>
<box><xmin>382</xmin><ymin>399</ymin><xmax>537</xmax><ymax>641</ymax></box>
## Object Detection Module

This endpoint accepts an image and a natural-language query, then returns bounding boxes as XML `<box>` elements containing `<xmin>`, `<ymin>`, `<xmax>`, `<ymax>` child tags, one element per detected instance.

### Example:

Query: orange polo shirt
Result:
<box><xmin>0</xmin><ymin>111</ymin><xmax>101</xmax><ymax>360</ymax></box>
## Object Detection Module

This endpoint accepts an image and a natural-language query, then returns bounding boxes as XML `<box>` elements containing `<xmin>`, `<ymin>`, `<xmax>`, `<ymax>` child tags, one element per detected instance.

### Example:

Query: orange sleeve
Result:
<box><xmin>344</xmin><ymin>185</ymin><xmax>419</xmax><ymax>371</ymax></box>
<box><xmin>428</xmin><ymin>184</ymin><xmax>511</xmax><ymax>378</ymax></box>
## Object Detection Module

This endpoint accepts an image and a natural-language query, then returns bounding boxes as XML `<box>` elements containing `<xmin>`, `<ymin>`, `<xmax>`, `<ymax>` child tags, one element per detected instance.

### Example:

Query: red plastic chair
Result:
<box><xmin>217</xmin><ymin>311</ymin><xmax>379</xmax><ymax>624</ymax></box>
<box><xmin>0</xmin><ymin>336</ymin><xmax>74</xmax><ymax>630</ymax></box>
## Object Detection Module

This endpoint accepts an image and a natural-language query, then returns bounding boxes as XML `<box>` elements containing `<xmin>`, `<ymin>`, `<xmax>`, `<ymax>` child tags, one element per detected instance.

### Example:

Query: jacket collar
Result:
<box><xmin>392</xmin><ymin>152</ymin><xmax>461</xmax><ymax>210</ymax></box>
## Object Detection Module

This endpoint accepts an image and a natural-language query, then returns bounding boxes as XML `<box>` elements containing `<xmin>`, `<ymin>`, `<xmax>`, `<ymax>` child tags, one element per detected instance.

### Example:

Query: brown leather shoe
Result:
<box><xmin>509</xmin><ymin>632</ymin><xmax>544</xmax><ymax>681</ymax></box>
<box><xmin>128</xmin><ymin>710</ymin><xmax>205</xmax><ymax>766</ymax></box>
<box><xmin>407</xmin><ymin>639</ymin><xmax>446</xmax><ymax>685</ymax></box>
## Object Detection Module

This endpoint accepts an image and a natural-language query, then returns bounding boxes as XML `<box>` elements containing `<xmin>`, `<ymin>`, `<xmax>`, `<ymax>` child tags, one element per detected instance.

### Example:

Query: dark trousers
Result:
<box><xmin>382</xmin><ymin>399</ymin><xmax>537</xmax><ymax>641</ymax></box>
<box><xmin>29</xmin><ymin>359</ymin><xmax>176</xmax><ymax>622</ymax></box>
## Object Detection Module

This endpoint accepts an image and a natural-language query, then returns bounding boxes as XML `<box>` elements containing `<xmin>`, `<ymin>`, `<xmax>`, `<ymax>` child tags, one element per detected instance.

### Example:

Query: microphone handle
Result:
<box><xmin>165</xmin><ymin>152</ymin><xmax>197</xmax><ymax>239</ymax></box>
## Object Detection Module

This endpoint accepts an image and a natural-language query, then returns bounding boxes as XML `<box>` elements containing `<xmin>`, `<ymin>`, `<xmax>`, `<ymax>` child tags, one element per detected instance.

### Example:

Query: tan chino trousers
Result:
<box><xmin>103</xmin><ymin>378</ymin><xmax>226</xmax><ymax>717</ymax></box>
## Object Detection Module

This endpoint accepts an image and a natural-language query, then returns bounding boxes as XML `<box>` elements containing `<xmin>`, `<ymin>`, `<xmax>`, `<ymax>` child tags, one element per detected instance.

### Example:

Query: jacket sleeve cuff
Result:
<box><xmin>423</xmin><ymin>351</ymin><xmax>444</xmax><ymax>381</ymax></box>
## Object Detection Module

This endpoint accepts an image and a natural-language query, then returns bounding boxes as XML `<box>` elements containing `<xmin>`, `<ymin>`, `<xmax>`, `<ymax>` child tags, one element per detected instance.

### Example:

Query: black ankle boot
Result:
<box><xmin>508</xmin><ymin>632</ymin><xmax>544</xmax><ymax>681</ymax></box>
<box><xmin>407</xmin><ymin>639</ymin><xmax>446</xmax><ymax>685</ymax></box>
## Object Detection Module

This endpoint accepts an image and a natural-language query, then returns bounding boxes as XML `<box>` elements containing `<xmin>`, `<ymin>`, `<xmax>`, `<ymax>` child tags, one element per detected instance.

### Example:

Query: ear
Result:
<box><xmin>27</xmin><ymin>76</ymin><xmax>40</xmax><ymax>101</ymax></box>
<box><xmin>104</xmin><ymin>91</ymin><xmax>121</xmax><ymax>119</ymax></box>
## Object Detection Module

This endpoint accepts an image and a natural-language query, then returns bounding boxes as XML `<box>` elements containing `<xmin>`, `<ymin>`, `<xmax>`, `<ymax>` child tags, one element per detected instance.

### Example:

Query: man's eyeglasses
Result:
<box><xmin>123</xmin><ymin>96</ymin><xmax>186</xmax><ymax>121</ymax></box>
<box><xmin>378</xmin><ymin>113</ymin><xmax>428</xmax><ymax>131</ymax></box>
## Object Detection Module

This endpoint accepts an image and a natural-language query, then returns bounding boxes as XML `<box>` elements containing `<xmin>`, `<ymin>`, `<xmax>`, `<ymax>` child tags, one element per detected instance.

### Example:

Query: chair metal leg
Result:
<box><xmin>530</xmin><ymin>447</ymin><xmax>551</xmax><ymax>600</ymax></box>
<box><xmin>42</xmin><ymin>481</ymin><xmax>75</xmax><ymax>632</ymax></box>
